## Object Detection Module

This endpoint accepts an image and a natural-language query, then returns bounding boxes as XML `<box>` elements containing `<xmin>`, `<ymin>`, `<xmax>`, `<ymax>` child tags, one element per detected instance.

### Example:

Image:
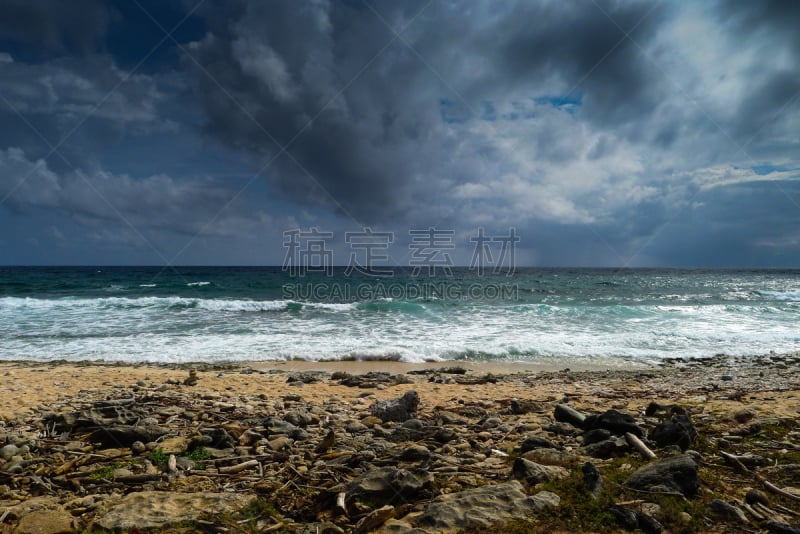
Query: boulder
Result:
<box><xmin>512</xmin><ymin>457</ymin><xmax>568</xmax><ymax>485</ymax></box>
<box><xmin>284</xmin><ymin>409</ymin><xmax>318</xmax><ymax>427</ymax></box>
<box><xmin>519</xmin><ymin>436</ymin><xmax>556</xmax><ymax>453</ymax></box>
<box><xmin>346</xmin><ymin>467</ymin><xmax>433</xmax><ymax>506</ymax></box>
<box><xmin>14</xmin><ymin>509</ymin><xmax>76</xmax><ymax>534</ymax></box>
<box><xmin>581</xmin><ymin>436</ymin><xmax>630</xmax><ymax>459</ymax></box>
<box><xmin>649</xmin><ymin>415</ymin><xmax>697</xmax><ymax>450</ymax></box>
<box><xmin>96</xmin><ymin>491</ymin><xmax>253</xmax><ymax>530</ymax></box>
<box><xmin>88</xmin><ymin>425</ymin><xmax>167</xmax><ymax>448</ymax></box>
<box><xmin>413</xmin><ymin>481</ymin><xmax>556</xmax><ymax>530</ymax></box>
<box><xmin>584</xmin><ymin>409</ymin><xmax>643</xmax><ymax>437</ymax></box>
<box><xmin>370</xmin><ymin>391</ymin><xmax>420</xmax><ymax>423</ymax></box>
<box><xmin>625</xmin><ymin>455</ymin><xmax>699</xmax><ymax>497</ymax></box>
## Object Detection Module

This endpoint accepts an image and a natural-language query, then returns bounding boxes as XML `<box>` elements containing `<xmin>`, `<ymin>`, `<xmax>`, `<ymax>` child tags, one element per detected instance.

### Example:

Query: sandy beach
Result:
<box><xmin>1</xmin><ymin>355</ymin><xmax>798</xmax><ymax>422</ymax></box>
<box><xmin>0</xmin><ymin>354</ymin><xmax>798</xmax><ymax>533</ymax></box>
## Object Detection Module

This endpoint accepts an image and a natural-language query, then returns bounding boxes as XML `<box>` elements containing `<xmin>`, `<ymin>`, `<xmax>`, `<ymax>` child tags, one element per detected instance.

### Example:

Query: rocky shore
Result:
<box><xmin>0</xmin><ymin>353</ymin><xmax>799</xmax><ymax>533</ymax></box>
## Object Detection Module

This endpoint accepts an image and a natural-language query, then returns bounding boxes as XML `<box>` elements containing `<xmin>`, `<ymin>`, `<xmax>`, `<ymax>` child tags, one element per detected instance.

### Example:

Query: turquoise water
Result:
<box><xmin>0</xmin><ymin>267</ymin><xmax>798</xmax><ymax>363</ymax></box>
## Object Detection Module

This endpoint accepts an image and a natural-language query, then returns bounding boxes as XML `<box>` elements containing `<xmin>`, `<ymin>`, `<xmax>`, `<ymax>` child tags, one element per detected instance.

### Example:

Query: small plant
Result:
<box><xmin>89</xmin><ymin>463</ymin><xmax>120</xmax><ymax>480</ymax></box>
<box><xmin>187</xmin><ymin>446</ymin><xmax>213</xmax><ymax>469</ymax></box>
<box><xmin>147</xmin><ymin>448</ymin><xmax>168</xmax><ymax>467</ymax></box>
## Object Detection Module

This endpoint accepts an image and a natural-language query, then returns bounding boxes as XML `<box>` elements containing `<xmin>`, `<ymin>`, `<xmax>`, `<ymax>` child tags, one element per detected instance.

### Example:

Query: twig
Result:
<box><xmin>763</xmin><ymin>479</ymin><xmax>800</xmax><ymax>503</ymax></box>
<box><xmin>621</xmin><ymin>485</ymin><xmax>687</xmax><ymax>501</ymax></box>
<box><xmin>720</xmin><ymin>451</ymin><xmax>750</xmax><ymax>473</ymax></box>
<box><xmin>625</xmin><ymin>432</ymin><xmax>656</xmax><ymax>460</ymax></box>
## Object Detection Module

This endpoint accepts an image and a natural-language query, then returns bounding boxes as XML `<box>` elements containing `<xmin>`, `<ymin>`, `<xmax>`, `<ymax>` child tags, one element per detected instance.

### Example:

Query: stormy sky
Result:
<box><xmin>0</xmin><ymin>0</ymin><xmax>798</xmax><ymax>267</ymax></box>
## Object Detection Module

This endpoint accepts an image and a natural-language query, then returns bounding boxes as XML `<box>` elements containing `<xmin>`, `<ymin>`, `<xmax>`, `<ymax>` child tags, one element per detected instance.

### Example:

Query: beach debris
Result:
<box><xmin>370</xmin><ymin>390</ymin><xmax>420</xmax><ymax>422</ymax></box>
<box><xmin>0</xmin><ymin>356</ymin><xmax>798</xmax><ymax>533</ymax></box>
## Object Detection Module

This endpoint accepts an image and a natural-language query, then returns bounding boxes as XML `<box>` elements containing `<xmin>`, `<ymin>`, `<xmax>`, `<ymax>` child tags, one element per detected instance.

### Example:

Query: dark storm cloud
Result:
<box><xmin>0</xmin><ymin>0</ymin><xmax>799</xmax><ymax>266</ymax></box>
<box><xmin>183</xmin><ymin>0</ymin><xmax>673</xmax><ymax>223</ymax></box>
<box><xmin>713</xmin><ymin>0</ymin><xmax>800</xmax><ymax>147</ymax></box>
<box><xmin>0</xmin><ymin>0</ymin><xmax>113</xmax><ymax>59</ymax></box>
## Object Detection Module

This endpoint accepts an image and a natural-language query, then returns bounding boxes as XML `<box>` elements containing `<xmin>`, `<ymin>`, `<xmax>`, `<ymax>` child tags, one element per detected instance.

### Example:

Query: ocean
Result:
<box><xmin>0</xmin><ymin>267</ymin><xmax>798</xmax><ymax>365</ymax></box>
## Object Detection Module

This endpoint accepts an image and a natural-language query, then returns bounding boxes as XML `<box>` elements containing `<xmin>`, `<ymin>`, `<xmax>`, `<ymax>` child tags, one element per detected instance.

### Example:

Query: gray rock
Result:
<box><xmin>286</xmin><ymin>372</ymin><xmax>326</xmax><ymax>384</ymax></box>
<box><xmin>519</xmin><ymin>436</ymin><xmax>556</xmax><ymax>453</ymax></box>
<box><xmin>199</xmin><ymin>428</ymin><xmax>235</xmax><ymax>448</ymax></box>
<box><xmin>582</xmin><ymin>428</ymin><xmax>612</xmax><ymax>445</ymax></box>
<box><xmin>481</xmin><ymin>417</ymin><xmax>503</xmax><ymax>429</ymax></box>
<box><xmin>531</xmin><ymin>490</ymin><xmax>561</xmax><ymax>509</ymax></box>
<box><xmin>582</xmin><ymin>462</ymin><xmax>603</xmax><ymax>498</ymax></box>
<box><xmin>96</xmin><ymin>491</ymin><xmax>253</xmax><ymax>530</ymax></box>
<box><xmin>544</xmin><ymin>422</ymin><xmax>580</xmax><ymax>436</ymax></box>
<box><xmin>371</xmin><ymin>391</ymin><xmax>420</xmax><ymax>423</ymax></box>
<box><xmin>709</xmin><ymin>499</ymin><xmax>749</xmax><ymax>524</ymax></box>
<box><xmin>413</xmin><ymin>481</ymin><xmax>550</xmax><ymax>530</ymax></box>
<box><xmin>584</xmin><ymin>409</ymin><xmax>643</xmax><ymax>437</ymax></box>
<box><xmin>765</xmin><ymin>521</ymin><xmax>800</xmax><ymax>534</ymax></box>
<box><xmin>636</xmin><ymin>511</ymin><xmax>664</xmax><ymax>534</ymax></box>
<box><xmin>289</xmin><ymin>427</ymin><xmax>310</xmax><ymax>441</ymax></box>
<box><xmin>625</xmin><ymin>455</ymin><xmax>699</xmax><ymax>497</ymax></box>
<box><xmin>610</xmin><ymin>506</ymin><xmax>639</xmax><ymax>529</ymax></box>
<box><xmin>0</xmin><ymin>443</ymin><xmax>19</xmax><ymax>461</ymax></box>
<box><xmin>284</xmin><ymin>409</ymin><xmax>318</xmax><ymax>427</ymax></box>
<box><xmin>346</xmin><ymin>467</ymin><xmax>433</xmax><ymax>506</ymax></box>
<box><xmin>346</xmin><ymin>422</ymin><xmax>369</xmax><ymax>434</ymax></box>
<box><xmin>458</xmin><ymin>406</ymin><xmax>487</xmax><ymax>419</ymax></box>
<box><xmin>649</xmin><ymin>415</ymin><xmax>697</xmax><ymax>450</ymax></box>
<box><xmin>398</xmin><ymin>445</ymin><xmax>431</xmax><ymax>462</ymax></box>
<box><xmin>267</xmin><ymin>436</ymin><xmax>292</xmax><ymax>451</ymax></box>
<box><xmin>581</xmin><ymin>436</ymin><xmax>630</xmax><ymax>459</ymax></box>
<box><xmin>88</xmin><ymin>425</ymin><xmax>167</xmax><ymax>448</ymax></box>
<box><xmin>263</xmin><ymin>417</ymin><xmax>298</xmax><ymax>436</ymax></box>
<box><xmin>14</xmin><ymin>509</ymin><xmax>76</xmax><ymax>534</ymax></box>
<box><xmin>510</xmin><ymin>399</ymin><xmax>542</xmax><ymax>415</ymax></box>
<box><xmin>512</xmin><ymin>457</ymin><xmax>568</xmax><ymax>485</ymax></box>
<box><xmin>438</xmin><ymin>411</ymin><xmax>468</xmax><ymax>425</ymax></box>
<box><xmin>401</xmin><ymin>418</ymin><xmax>424</xmax><ymax>430</ymax></box>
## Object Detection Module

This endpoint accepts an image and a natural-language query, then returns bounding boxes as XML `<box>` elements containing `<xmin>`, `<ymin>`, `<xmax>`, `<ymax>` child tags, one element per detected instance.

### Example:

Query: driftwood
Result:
<box><xmin>354</xmin><ymin>505</ymin><xmax>395</xmax><ymax>534</ymax></box>
<box><xmin>763</xmin><ymin>479</ymin><xmax>800</xmax><ymax>503</ymax></box>
<box><xmin>720</xmin><ymin>451</ymin><xmax>750</xmax><ymax>473</ymax></box>
<box><xmin>336</xmin><ymin>492</ymin><xmax>348</xmax><ymax>516</ymax></box>
<box><xmin>218</xmin><ymin>459</ymin><xmax>259</xmax><ymax>474</ymax></box>
<box><xmin>740</xmin><ymin>501</ymin><xmax>765</xmax><ymax>521</ymax></box>
<box><xmin>625</xmin><ymin>432</ymin><xmax>656</xmax><ymax>460</ymax></box>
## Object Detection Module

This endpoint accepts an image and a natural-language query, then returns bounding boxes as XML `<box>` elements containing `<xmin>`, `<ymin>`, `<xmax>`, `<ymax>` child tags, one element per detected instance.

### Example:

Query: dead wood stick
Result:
<box><xmin>336</xmin><ymin>491</ymin><xmax>348</xmax><ymax>516</ymax></box>
<box><xmin>720</xmin><ymin>451</ymin><xmax>750</xmax><ymax>473</ymax></box>
<box><xmin>625</xmin><ymin>432</ymin><xmax>656</xmax><ymax>460</ymax></box>
<box><xmin>218</xmin><ymin>459</ymin><xmax>259</xmax><ymax>474</ymax></box>
<box><xmin>763</xmin><ymin>479</ymin><xmax>800</xmax><ymax>503</ymax></box>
